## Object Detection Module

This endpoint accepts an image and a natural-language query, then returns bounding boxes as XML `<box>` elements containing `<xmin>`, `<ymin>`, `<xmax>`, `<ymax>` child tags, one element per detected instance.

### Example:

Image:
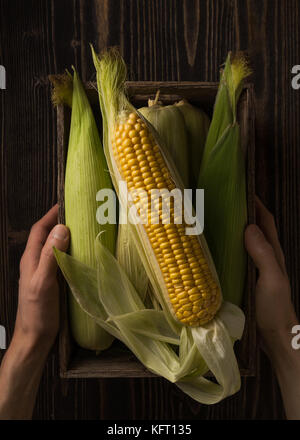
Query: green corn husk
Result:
<box><xmin>138</xmin><ymin>95</ymin><xmax>189</xmax><ymax>187</ymax></box>
<box><xmin>198</xmin><ymin>53</ymin><xmax>250</xmax><ymax>306</ymax></box>
<box><xmin>54</xmin><ymin>240</ymin><xmax>245</xmax><ymax>403</ymax></box>
<box><xmin>116</xmin><ymin>214</ymin><xmax>148</xmax><ymax>302</ymax></box>
<box><xmin>175</xmin><ymin>99</ymin><xmax>210</xmax><ymax>190</ymax></box>
<box><xmin>52</xmin><ymin>69</ymin><xmax>116</xmax><ymax>350</ymax></box>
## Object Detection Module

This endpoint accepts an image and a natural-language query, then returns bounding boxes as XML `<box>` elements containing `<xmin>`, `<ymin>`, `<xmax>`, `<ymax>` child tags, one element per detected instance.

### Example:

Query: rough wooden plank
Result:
<box><xmin>0</xmin><ymin>0</ymin><xmax>299</xmax><ymax>420</ymax></box>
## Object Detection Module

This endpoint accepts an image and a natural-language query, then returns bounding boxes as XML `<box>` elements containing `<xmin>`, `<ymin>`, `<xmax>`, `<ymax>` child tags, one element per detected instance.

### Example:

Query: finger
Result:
<box><xmin>245</xmin><ymin>224</ymin><xmax>284</xmax><ymax>277</ymax></box>
<box><xmin>36</xmin><ymin>224</ymin><xmax>69</xmax><ymax>279</ymax></box>
<box><xmin>39</xmin><ymin>204</ymin><xmax>60</xmax><ymax>229</ymax></box>
<box><xmin>22</xmin><ymin>205</ymin><xmax>59</xmax><ymax>272</ymax></box>
<box><xmin>255</xmin><ymin>196</ymin><xmax>286</xmax><ymax>273</ymax></box>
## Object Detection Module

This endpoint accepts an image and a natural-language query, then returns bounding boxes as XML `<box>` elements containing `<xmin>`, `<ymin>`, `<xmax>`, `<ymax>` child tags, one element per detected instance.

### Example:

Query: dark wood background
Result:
<box><xmin>0</xmin><ymin>0</ymin><xmax>299</xmax><ymax>420</ymax></box>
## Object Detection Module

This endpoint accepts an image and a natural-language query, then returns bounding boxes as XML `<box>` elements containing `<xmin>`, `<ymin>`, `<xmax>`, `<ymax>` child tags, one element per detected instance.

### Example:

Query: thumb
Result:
<box><xmin>245</xmin><ymin>224</ymin><xmax>283</xmax><ymax>276</ymax></box>
<box><xmin>37</xmin><ymin>224</ymin><xmax>70</xmax><ymax>279</ymax></box>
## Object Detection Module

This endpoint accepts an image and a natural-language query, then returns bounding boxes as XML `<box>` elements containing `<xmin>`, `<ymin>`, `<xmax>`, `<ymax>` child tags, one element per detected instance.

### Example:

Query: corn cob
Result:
<box><xmin>138</xmin><ymin>95</ymin><xmax>189</xmax><ymax>187</ymax></box>
<box><xmin>114</xmin><ymin>113</ymin><xmax>221</xmax><ymax>326</ymax></box>
<box><xmin>51</xmin><ymin>69</ymin><xmax>116</xmax><ymax>350</ymax></box>
<box><xmin>175</xmin><ymin>99</ymin><xmax>210</xmax><ymax>189</ymax></box>
<box><xmin>92</xmin><ymin>48</ymin><xmax>222</xmax><ymax>327</ymax></box>
<box><xmin>198</xmin><ymin>54</ymin><xmax>250</xmax><ymax>306</ymax></box>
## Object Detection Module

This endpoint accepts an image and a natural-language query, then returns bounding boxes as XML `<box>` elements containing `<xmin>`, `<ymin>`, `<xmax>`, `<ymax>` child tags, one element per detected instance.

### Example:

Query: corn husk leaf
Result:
<box><xmin>198</xmin><ymin>53</ymin><xmax>250</xmax><ymax>306</ymax></box>
<box><xmin>54</xmin><ymin>236</ymin><xmax>245</xmax><ymax>403</ymax></box>
<box><xmin>53</xmin><ymin>247</ymin><xmax>120</xmax><ymax>340</ymax></box>
<box><xmin>116</xmin><ymin>213</ymin><xmax>148</xmax><ymax>301</ymax></box>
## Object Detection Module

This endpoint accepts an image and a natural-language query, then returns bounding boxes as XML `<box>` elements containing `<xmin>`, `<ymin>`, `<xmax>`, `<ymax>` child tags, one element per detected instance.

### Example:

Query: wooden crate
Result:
<box><xmin>57</xmin><ymin>81</ymin><xmax>256</xmax><ymax>378</ymax></box>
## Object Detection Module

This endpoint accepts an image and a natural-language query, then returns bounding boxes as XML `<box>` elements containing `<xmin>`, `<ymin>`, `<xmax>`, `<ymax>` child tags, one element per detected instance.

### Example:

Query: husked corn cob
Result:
<box><xmin>112</xmin><ymin>111</ymin><xmax>221</xmax><ymax>326</ymax></box>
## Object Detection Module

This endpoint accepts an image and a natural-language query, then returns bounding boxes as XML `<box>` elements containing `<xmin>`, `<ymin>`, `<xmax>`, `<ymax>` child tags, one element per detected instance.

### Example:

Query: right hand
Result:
<box><xmin>245</xmin><ymin>197</ymin><xmax>298</xmax><ymax>347</ymax></box>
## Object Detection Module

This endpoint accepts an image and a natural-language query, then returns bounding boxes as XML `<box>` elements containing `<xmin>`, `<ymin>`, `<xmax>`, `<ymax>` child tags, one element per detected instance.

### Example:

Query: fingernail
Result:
<box><xmin>52</xmin><ymin>224</ymin><xmax>69</xmax><ymax>241</ymax></box>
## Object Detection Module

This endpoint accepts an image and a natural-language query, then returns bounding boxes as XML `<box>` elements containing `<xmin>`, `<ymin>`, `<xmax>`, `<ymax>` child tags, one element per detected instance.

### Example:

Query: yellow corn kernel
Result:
<box><xmin>112</xmin><ymin>112</ymin><xmax>222</xmax><ymax>326</ymax></box>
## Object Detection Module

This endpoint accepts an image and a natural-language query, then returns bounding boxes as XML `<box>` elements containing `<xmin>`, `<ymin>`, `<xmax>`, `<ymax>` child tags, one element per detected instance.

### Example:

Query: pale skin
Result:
<box><xmin>0</xmin><ymin>200</ymin><xmax>299</xmax><ymax>419</ymax></box>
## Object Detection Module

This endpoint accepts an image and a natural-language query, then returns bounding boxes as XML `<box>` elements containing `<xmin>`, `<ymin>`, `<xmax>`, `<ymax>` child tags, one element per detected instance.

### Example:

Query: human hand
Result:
<box><xmin>245</xmin><ymin>197</ymin><xmax>298</xmax><ymax>349</ymax></box>
<box><xmin>13</xmin><ymin>204</ymin><xmax>69</xmax><ymax>352</ymax></box>
<box><xmin>245</xmin><ymin>197</ymin><xmax>300</xmax><ymax>420</ymax></box>
<box><xmin>0</xmin><ymin>205</ymin><xmax>69</xmax><ymax>419</ymax></box>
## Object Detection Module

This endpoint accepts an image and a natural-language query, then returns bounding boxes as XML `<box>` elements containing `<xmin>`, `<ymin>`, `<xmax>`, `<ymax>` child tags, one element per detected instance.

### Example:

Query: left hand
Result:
<box><xmin>13</xmin><ymin>204</ymin><xmax>70</xmax><ymax>350</ymax></box>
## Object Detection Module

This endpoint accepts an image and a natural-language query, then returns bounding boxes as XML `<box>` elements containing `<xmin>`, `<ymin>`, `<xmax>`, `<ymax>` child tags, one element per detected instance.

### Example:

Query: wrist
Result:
<box><xmin>10</xmin><ymin>330</ymin><xmax>54</xmax><ymax>363</ymax></box>
<box><xmin>0</xmin><ymin>331</ymin><xmax>52</xmax><ymax>420</ymax></box>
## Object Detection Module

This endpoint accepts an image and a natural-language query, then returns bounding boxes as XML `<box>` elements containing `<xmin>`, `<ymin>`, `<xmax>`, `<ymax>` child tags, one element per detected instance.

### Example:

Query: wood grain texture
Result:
<box><xmin>0</xmin><ymin>0</ymin><xmax>299</xmax><ymax>420</ymax></box>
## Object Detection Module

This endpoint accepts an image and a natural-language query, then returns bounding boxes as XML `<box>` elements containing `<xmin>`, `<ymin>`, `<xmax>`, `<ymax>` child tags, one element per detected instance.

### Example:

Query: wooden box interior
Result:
<box><xmin>57</xmin><ymin>81</ymin><xmax>256</xmax><ymax>378</ymax></box>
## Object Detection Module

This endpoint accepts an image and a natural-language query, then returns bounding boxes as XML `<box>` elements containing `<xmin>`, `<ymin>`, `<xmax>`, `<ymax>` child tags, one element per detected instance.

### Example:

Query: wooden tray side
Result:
<box><xmin>236</xmin><ymin>86</ymin><xmax>256</xmax><ymax>375</ymax></box>
<box><xmin>57</xmin><ymin>104</ymin><xmax>73</xmax><ymax>375</ymax></box>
